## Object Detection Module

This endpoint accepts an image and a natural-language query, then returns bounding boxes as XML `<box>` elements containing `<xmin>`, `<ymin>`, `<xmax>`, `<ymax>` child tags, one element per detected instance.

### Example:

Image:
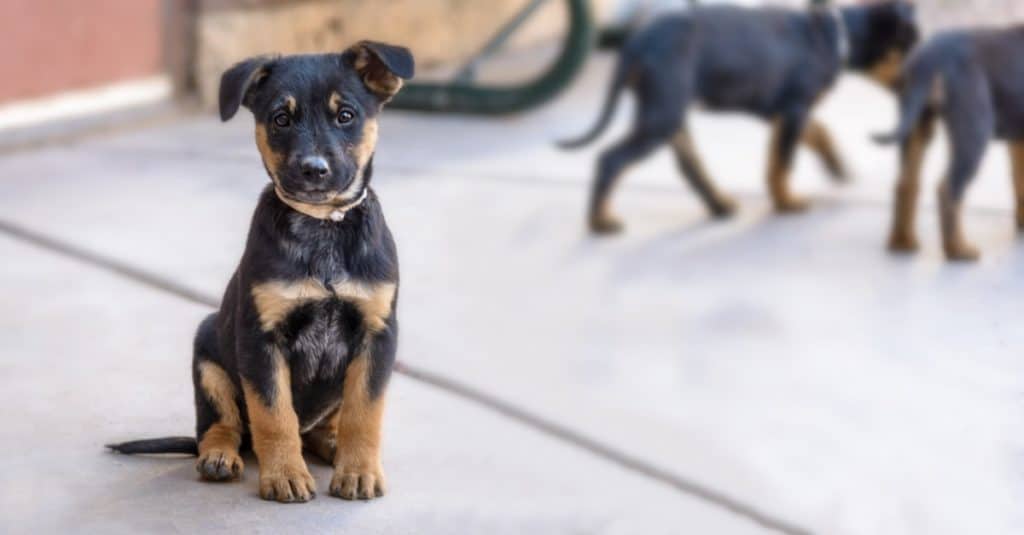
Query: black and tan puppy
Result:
<box><xmin>561</xmin><ymin>2</ymin><xmax>918</xmax><ymax>234</ymax></box>
<box><xmin>107</xmin><ymin>41</ymin><xmax>414</xmax><ymax>503</ymax></box>
<box><xmin>878</xmin><ymin>26</ymin><xmax>1024</xmax><ymax>261</ymax></box>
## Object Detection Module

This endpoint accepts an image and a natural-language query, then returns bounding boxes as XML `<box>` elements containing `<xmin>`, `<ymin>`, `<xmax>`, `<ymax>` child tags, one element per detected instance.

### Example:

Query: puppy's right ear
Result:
<box><xmin>218</xmin><ymin>57</ymin><xmax>273</xmax><ymax>122</ymax></box>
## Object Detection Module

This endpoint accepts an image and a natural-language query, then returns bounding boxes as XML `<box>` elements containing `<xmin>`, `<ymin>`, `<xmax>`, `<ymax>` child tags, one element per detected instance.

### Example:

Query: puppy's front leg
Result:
<box><xmin>242</xmin><ymin>348</ymin><xmax>316</xmax><ymax>502</ymax></box>
<box><xmin>767</xmin><ymin>111</ymin><xmax>812</xmax><ymax>213</ymax></box>
<box><xmin>801</xmin><ymin>120</ymin><xmax>847</xmax><ymax>182</ymax></box>
<box><xmin>671</xmin><ymin>130</ymin><xmax>737</xmax><ymax>218</ymax></box>
<box><xmin>330</xmin><ymin>327</ymin><xmax>395</xmax><ymax>500</ymax></box>
<box><xmin>888</xmin><ymin>111</ymin><xmax>936</xmax><ymax>252</ymax></box>
<box><xmin>1009</xmin><ymin>141</ymin><xmax>1024</xmax><ymax>230</ymax></box>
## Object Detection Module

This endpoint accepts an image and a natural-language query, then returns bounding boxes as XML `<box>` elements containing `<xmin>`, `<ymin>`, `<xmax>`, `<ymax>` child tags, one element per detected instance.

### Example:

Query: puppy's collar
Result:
<box><xmin>831</xmin><ymin>7</ymin><xmax>850</xmax><ymax>65</ymax></box>
<box><xmin>275</xmin><ymin>187</ymin><xmax>368</xmax><ymax>222</ymax></box>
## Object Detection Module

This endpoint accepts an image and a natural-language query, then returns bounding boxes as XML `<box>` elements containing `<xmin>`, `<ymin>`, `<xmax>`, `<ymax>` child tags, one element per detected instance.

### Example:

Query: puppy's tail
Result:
<box><xmin>557</xmin><ymin>60</ymin><xmax>632</xmax><ymax>150</ymax></box>
<box><xmin>107</xmin><ymin>436</ymin><xmax>198</xmax><ymax>455</ymax></box>
<box><xmin>873</xmin><ymin>69</ymin><xmax>940</xmax><ymax>146</ymax></box>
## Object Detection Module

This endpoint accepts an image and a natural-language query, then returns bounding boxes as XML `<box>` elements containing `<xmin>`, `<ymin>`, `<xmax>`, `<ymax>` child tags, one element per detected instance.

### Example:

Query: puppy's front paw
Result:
<box><xmin>773</xmin><ymin>196</ymin><xmax>811</xmax><ymax>214</ymax></box>
<box><xmin>887</xmin><ymin>232</ymin><xmax>919</xmax><ymax>253</ymax></box>
<box><xmin>259</xmin><ymin>461</ymin><xmax>316</xmax><ymax>503</ymax></box>
<box><xmin>197</xmin><ymin>448</ymin><xmax>244</xmax><ymax>481</ymax></box>
<box><xmin>329</xmin><ymin>462</ymin><xmax>386</xmax><ymax>500</ymax></box>
<box><xmin>827</xmin><ymin>163</ymin><xmax>849</xmax><ymax>184</ymax></box>
<box><xmin>710</xmin><ymin>196</ymin><xmax>738</xmax><ymax>219</ymax></box>
<box><xmin>944</xmin><ymin>241</ymin><xmax>980</xmax><ymax>262</ymax></box>
<box><xmin>589</xmin><ymin>214</ymin><xmax>624</xmax><ymax>235</ymax></box>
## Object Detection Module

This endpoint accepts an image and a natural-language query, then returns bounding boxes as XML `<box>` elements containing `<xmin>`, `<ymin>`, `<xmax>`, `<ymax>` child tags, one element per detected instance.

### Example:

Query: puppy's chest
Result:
<box><xmin>251</xmin><ymin>276</ymin><xmax>396</xmax><ymax>383</ymax></box>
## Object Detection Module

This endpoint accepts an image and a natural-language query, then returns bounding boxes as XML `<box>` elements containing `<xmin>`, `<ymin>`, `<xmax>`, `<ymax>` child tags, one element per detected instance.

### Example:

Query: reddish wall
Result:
<box><xmin>0</xmin><ymin>0</ymin><xmax>164</xmax><ymax>104</ymax></box>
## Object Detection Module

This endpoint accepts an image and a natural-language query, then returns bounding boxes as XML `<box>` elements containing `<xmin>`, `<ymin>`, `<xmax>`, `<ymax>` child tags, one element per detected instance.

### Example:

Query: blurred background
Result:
<box><xmin>2</xmin><ymin>1</ymin><xmax>1024</xmax><ymax>535</ymax></box>
<box><xmin>2</xmin><ymin>0</ymin><xmax>1021</xmax><ymax>117</ymax></box>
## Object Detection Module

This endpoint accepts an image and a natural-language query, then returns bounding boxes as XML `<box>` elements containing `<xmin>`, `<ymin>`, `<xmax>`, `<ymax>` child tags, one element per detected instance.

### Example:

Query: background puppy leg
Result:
<box><xmin>767</xmin><ymin>111</ymin><xmax>811</xmax><ymax>213</ymax></box>
<box><xmin>939</xmin><ymin>143</ymin><xmax>987</xmax><ymax>261</ymax></box>
<box><xmin>1009</xmin><ymin>141</ymin><xmax>1024</xmax><ymax>230</ymax></box>
<box><xmin>938</xmin><ymin>180</ymin><xmax>979</xmax><ymax>261</ymax></box>
<box><xmin>938</xmin><ymin>68</ymin><xmax>992</xmax><ymax>261</ymax></box>
<box><xmin>589</xmin><ymin>70</ymin><xmax>684</xmax><ymax>234</ymax></box>
<box><xmin>671</xmin><ymin>130</ymin><xmax>737</xmax><ymax>218</ymax></box>
<box><xmin>243</xmin><ymin>349</ymin><xmax>316</xmax><ymax>503</ymax></box>
<box><xmin>589</xmin><ymin>131</ymin><xmax>671</xmax><ymax>234</ymax></box>
<box><xmin>192</xmin><ymin>313</ymin><xmax>244</xmax><ymax>482</ymax></box>
<box><xmin>801</xmin><ymin>119</ymin><xmax>848</xmax><ymax>181</ymax></box>
<box><xmin>887</xmin><ymin>110</ymin><xmax>936</xmax><ymax>252</ymax></box>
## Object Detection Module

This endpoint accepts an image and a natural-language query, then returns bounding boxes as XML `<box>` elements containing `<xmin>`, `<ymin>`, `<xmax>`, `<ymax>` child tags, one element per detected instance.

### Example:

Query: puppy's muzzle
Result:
<box><xmin>300</xmin><ymin>156</ymin><xmax>331</xmax><ymax>180</ymax></box>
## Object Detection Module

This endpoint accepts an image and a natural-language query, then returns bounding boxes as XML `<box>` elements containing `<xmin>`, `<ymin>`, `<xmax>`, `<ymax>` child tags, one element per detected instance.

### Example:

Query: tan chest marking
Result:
<box><xmin>333</xmin><ymin>278</ymin><xmax>396</xmax><ymax>333</ymax></box>
<box><xmin>252</xmin><ymin>278</ymin><xmax>396</xmax><ymax>333</ymax></box>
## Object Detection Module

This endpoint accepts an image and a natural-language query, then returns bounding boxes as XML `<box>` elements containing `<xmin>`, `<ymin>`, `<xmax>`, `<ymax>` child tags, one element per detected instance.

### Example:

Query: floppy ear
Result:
<box><xmin>218</xmin><ymin>57</ymin><xmax>273</xmax><ymax>121</ymax></box>
<box><xmin>347</xmin><ymin>41</ymin><xmax>415</xmax><ymax>102</ymax></box>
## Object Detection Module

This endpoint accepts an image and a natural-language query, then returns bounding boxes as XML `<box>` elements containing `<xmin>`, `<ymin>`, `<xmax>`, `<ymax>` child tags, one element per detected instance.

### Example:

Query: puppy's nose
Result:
<box><xmin>300</xmin><ymin>156</ymin><xmax>331</xmax><ymax>179</ymax></box>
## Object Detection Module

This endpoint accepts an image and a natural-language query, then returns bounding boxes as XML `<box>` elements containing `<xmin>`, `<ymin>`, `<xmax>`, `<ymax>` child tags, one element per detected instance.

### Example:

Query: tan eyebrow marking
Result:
<box><xmin>329</xmin><ymin>92</ymin><xmax>342</xmax><ymax>114</ymax></box>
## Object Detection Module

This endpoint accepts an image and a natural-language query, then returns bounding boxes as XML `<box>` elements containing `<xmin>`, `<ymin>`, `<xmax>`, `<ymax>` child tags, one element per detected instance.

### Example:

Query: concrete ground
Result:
<box><xmin>1</xmin><ymin>53</ymin><xmax>1023</xmax><ymax>535</ymax></box>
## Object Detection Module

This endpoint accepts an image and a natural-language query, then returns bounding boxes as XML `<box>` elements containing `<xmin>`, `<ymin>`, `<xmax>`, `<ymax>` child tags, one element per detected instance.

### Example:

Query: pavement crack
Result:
<box><xmin>0</xmin><ymin>217</ymin><xmax>813</xmax><ymax>535</ymax></box>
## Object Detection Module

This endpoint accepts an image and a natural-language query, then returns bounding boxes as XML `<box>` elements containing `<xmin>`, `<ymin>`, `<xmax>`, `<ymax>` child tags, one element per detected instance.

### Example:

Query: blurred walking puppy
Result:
<box><xmin>877</xmin><ymin>26</ymin><xmax>1024</xmax><ymax>261</ymax></box>
<box><xmin>561</xmin><ymin>2</ymin><xmax>918</xmax><ymax>234</ymax></box>
<box><xmin>107</xmin><ymin>41</ymin><xmax>413</xmax><ymax>503</ymax></box>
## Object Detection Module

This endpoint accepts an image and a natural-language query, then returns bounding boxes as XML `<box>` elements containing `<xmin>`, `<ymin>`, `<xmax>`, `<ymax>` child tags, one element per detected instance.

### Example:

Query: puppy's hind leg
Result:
<box><xmin>671</xmin><ymin>130</ymin><xmax>737</xmax><ymax>218</ymax></box>
<box><xmin>192</xmin><ymin>313</ymin><xmax>245</xmax><ymax>482</ymax></box>
<box><xmin>589</xmin><ymin>129</ymin><xmax>673</xmax><ymax>234</ymax></box>
<box><xmin>938</xmin><ymin>70</ymin><xmax>992</xmax><ymax>262</ymax></box>
<box><xmin>887</xmin><ymin>109</ymin><xmax>936</xmax><ymax>253</ymax></box>
<box><xmin>1008</xmin><ymin>140</ymin><xmax>1024</xmax><ymax>231</ymax></box>
<box><xmin>801</xmin><ymin>120</ymin><xmax>848</xmax><ymax>182</ymax></box>
<box><xmin>939</xmin><ymin>135</ymin><xmax>988</xmax><ymax>262</ymax></box>
<box><xmin>588</xmin><ymin>66</ymin><xmax>684</xmax><ymax>234</ymax></box>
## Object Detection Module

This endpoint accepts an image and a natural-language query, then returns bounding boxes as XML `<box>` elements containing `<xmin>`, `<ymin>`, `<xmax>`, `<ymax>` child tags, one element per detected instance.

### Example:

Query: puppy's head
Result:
<box><xmin>848</xmin><ymin>1</ymin><xmax>919</xmax><ymax>87</ymax></box>
<box><xmin>219</xmin><ymin>42</ymin><xmax>414</xmax><ymax>209</ymax></box>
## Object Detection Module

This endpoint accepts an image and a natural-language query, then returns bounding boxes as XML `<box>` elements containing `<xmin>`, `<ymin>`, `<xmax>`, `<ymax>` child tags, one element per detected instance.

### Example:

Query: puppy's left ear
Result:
<box><xmin>219</xmin><ymin>56</ymin><xmax>274</xmax><ymax>122</ymax></box>
<box><xmin>347</xmin><ymin>41</ymin><xmax>415</xmax><ymax>102</ymax></box>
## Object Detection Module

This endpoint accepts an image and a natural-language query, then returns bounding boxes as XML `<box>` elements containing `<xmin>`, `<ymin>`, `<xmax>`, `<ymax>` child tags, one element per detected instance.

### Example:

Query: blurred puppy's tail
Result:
<box><xmin>107</xmin><ymin>436</ymin><xmax>198</xmax><ymax>455</ymax></box>
<box><xmin>558</xmin><ymin>61</ymin><xmax>632</xmax><ymax>150</ymax></box>
<box><xmin>873</xmin><ymin>70</ymin><xmax>940</xmax><ymax>146</ymax></box>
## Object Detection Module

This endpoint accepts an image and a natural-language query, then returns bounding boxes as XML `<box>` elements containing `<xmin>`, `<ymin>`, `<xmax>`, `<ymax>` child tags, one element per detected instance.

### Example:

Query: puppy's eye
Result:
<box><xmin>337</xmin><ymin>108</ymin><xmax>355</xmax><ymax>125</ymax></box>
<box><xmin>272</xmin><ymin>112</ymin><xmax>291</xmax><ymax>128</ymax></box>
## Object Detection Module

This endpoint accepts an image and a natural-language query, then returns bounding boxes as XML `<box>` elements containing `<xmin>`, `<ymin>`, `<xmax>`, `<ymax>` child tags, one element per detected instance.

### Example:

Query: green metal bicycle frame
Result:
<box><xmin>389</xmin><ymin>0</ymin><xmax>594</xmax><ymax>115</ymax></box>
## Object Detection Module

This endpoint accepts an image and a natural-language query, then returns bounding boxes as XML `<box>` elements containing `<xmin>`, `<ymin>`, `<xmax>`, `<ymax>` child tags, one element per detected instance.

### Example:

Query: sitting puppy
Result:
<box><xmin>878</xmin><ymin>26</ymin><xmax>1024</xmax><ymax>261</ymax></box>
<box><xmin>107</xmin><ymin>41</ymin><xmax>414</xmax><ymax>503</ymax></box>
<box><xmin>561</xmin><ymin>2</ymin><xmax>918</xmax><ymax>234</ymax></box>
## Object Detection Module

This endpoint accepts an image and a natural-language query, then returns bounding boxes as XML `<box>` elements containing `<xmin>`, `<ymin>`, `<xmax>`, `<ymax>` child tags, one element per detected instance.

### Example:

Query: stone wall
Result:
<box><xmin>195</xmin><ymin>0</ymin><xmax>613</xmax><ymax>107</ymax></box>
<box><xmin>914</xmin><ymin>0</ymin><xmax>1024</xmax><ymax>32</ymax></box>
<box><xmin>192</xmin><ymin>0</ymin><xmax>1023</xmax><ymax>107</ymax></box>
<box><xmin>763</xmin><ymin>0</ymin><xmax>1023</xmax><ymax>31</ymax></box>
